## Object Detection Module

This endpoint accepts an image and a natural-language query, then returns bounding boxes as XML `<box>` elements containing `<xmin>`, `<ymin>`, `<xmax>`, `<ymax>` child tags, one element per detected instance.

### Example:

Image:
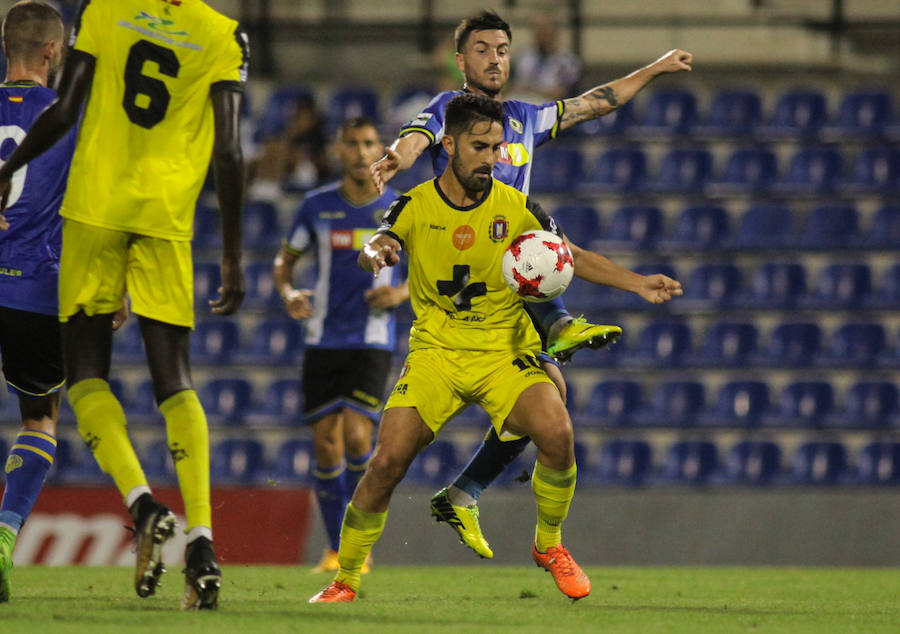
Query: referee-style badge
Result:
<box><xmin>489</xmin><ymin>215</ymin><xmax>508</xmax><ymax>242</ymax></box>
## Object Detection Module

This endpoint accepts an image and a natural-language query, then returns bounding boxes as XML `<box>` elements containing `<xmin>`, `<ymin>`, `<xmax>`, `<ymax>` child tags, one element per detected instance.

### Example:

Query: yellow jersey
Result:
<box><xmin>379</xmin><ymin>178</ymin><xmax>560</xmax><ymax>353</ymax></box>
<box><xmin>62</xmin><ymin>0</ymin><xmax>249</xmax><ymax>241</ymax></box>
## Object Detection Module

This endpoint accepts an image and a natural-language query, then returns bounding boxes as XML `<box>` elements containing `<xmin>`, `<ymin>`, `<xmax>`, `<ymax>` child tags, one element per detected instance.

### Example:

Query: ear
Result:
<box><xmin>454</xmin><ymin>52</ymin><xmax>465</xmax><ymax>75</ymax></box>
<box><xmin>441</xmin><ymin>133</ymin><xmax>455</xmax><ymax>157</ymax></box>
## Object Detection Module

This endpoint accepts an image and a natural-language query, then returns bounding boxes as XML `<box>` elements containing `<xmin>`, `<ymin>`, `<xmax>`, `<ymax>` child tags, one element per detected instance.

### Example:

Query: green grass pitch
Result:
<box><xmin>1</xmin><ymin>565</ymin><xmax>898</xmax><ymax>633</ymax></box>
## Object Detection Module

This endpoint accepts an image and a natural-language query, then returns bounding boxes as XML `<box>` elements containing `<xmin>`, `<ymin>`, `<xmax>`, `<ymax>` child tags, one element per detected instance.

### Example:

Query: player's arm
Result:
<box><xmin>359</xmin><ymin>233</ymin><xmax>402</xmax><ymax>276</ymax></box>
<box><xmin>565</xmin><ymin>239</ymin><xmax>683</xmax><ymax>304</ymax></box>
<box><xmin>558</xmin><ymin>49</ymin><xmax>693</xmax><ymax>131</ymax></box>
<box><xmin>273</xmin><ymin>245</ymin><xmax>314</xmax><ymax>320</ymax></box>
<box><xmin>369</xmin><ymin>132</ymin><xmax>431</xmax><ymax>195</ymax></box>
<box><xmin>208</xmin><ymin>87</ymin><xmax>246</xmax><ymax>315</ymax></box>
<box><xmin>0</xmin><ymin>50</ymin><xmax>95</xmax><ymax>215</ymax></box>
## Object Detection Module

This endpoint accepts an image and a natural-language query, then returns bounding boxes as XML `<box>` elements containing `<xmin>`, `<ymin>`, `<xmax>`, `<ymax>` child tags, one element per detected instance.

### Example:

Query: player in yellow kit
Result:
<box><xmin>310</xmin><ymin>94</ymin><xmax>682</xmax><ymax>603</ymax></box>
<box><xmin>0</xmin><ymin>0</ymin><xmax>249</xmax><ymax>610</ymax></box>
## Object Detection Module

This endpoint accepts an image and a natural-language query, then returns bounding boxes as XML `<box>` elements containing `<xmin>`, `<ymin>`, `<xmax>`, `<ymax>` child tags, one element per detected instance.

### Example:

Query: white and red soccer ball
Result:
<box><xmin>502</xmin><ymin>230</ymin><xmax>574</xmax><ymax>302</ymax></box>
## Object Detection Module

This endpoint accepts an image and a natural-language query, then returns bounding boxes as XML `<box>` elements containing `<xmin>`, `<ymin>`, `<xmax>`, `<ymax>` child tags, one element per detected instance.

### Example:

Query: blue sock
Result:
<box><xmin>313</xmin><ymin>462</ymin><xmax>346</xmax><ymax>552</ymax></box>
<box><xmin>526</xmin><ymin>297</ymin><xmax>570</xmax><ymax>336</ymax></box>
<box><xmin>453</xmin><ymin>429</ymin><xmax>531</xmax><ymax>501</ymax></box>
<box><xmin>345</xmin><ymin>450</ymin><xmax>371</xmax><ymax>497</ymax></box>
<box><xmin>0</xmin><ymin>431</ymin><xmax>56</xmax><ymax>533</ymax></box>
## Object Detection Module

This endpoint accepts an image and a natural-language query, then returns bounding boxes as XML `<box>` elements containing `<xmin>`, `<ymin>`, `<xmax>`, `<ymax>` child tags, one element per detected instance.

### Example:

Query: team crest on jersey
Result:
<box><xmin>509</xmin><ymin>117</ymin><xmax>524</xmax><ymax>134</ymax></box>
<box><xmin>489</xmin><ymin>215</ymin><xmax>509</xmax><ymax>242</ymax></box>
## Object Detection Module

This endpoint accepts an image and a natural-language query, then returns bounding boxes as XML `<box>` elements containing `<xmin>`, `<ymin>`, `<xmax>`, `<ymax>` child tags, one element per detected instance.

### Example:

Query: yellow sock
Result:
<box><xmin>69</xmin><ymin>378</ymin><xmax>147</xmax><ymax>501</ymax></box>
<box><xmin>334</xmin><ymin>502</ymin><xmax>387</xmax><ymax>592</ymax></box>
<box><xmin>160</xmin><ymin>390</ymin><xmax>211</xmax><ymax>533</ymax></box>
<box><xmin>532</xmin><ymin>460</ymin><xmax>577</xmax><ymax>552</ymax></box>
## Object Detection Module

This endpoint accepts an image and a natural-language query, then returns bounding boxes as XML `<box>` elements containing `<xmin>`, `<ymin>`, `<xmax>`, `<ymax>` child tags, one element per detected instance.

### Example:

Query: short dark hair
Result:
<box><xmin>2</xmin><ymin>1</ymin><xmax>63</xmax><ymax>63</ymax></box>
<box><xmin>454</xmin><ymin>10</ymin><xmax>511</xmax><ymax>52</ymax></box>
<box><xmin>444</xmin><ymin>93</ymin><xmax>504</xmax><ymax>139</ymax></box>
<box><xmin>339</xmin><ymin>116</ymin><xmax>378</xmax><ymax>139</ymax></box>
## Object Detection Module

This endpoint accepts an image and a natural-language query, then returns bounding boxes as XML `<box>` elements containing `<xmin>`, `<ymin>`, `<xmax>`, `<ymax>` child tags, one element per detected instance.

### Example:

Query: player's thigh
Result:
<box><xmin>370</xmin><ymin>406</ymin><xmax>434</xmax><ymax>476</ymax></box>
<box><xmin>126</xmin><ymin>235</ymin><xmax>194</xmax><ymax>328</ymax></box>
<box><xmin>383</xmin><ymin>348</ymin><xmax>467</xmax><ymax>436</ymax></box>
<box><xmin>503</xmin><ymin>381</ymin><xmax>574</xmax><ymax>469</ymax></box>
<box><xmin>58</xmin><ymin>219</ymin><xmax>128</xmax><ymax>321</ymax></box>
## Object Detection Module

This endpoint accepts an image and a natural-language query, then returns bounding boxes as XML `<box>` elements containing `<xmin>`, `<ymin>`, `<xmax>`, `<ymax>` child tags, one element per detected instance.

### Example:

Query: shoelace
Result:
<box><xmin>323</xmin><ymin>581</ymin><xmax>353</xmax><ymax>598</ymax></box>
<box><xmin>547</xmin><ymin>546</ymin><xmax>578</xmax><ymax>577</ymax></box>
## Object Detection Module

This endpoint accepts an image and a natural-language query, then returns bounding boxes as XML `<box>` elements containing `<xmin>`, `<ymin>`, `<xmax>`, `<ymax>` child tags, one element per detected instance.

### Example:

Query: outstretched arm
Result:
<box><xmin>369</xmin><ymin>132</ymin><xmax>431</xmax><ymax>195</ymax></box>
<box><xmin>358</xmin><ymin>233</ymin><xmax>402</xmax><ymax>276</ymax></box>
<box><xmin>559</xmin><ymin>49</ymin><xmax>693</xmax><ymax>131</ymax></box>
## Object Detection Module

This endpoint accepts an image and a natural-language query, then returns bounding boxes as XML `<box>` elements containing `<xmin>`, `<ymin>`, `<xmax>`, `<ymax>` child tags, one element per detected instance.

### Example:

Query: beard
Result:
<box><xmin>465</xmin><ymin>75</ymin><xmax>503</xmax><ymax>98</ymax></box>
<box><xmin>451</xmin><ymin>154</ymin><xmax>492</xmax><ymax>195</ymax></box>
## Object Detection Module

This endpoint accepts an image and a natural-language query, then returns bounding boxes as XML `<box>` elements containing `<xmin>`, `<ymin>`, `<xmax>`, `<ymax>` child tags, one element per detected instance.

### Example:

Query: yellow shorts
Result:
<box><xmin>59</xmin><ymin>219</ymin><xmax>194</xmax><ymax>327</ymax></box>
<box><xmin>385</xmin><ymin>347</ymin><xmax>555</xmax><ymax>440</ymax></box>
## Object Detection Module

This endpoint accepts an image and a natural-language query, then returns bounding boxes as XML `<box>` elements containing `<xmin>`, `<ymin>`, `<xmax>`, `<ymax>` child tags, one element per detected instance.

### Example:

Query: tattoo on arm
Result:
<box><xmin>564</xmin><ymin>85</ymin><xmax>619</xmax><ymax>124</ymax></box>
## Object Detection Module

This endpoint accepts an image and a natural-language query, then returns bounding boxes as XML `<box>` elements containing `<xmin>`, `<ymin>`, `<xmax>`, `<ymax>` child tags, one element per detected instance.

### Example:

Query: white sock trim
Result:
<box><xmin>186</xmin><ymin>526</ymin><xmax>213</xmax><ymax>543</ymax></box>
<box><xmin>125</xmin><ymin>485</ymin><xmax>153</xmax><ymax>510</ymax></box>
<box><xmin>447</xmin><ymin>484</ymin><xmax>477</xmax><ymax>508</ymax></box>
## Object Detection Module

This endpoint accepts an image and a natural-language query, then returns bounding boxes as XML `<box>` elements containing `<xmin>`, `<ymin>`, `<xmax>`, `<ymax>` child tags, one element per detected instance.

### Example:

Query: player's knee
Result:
<box><xmin>533</xmin><ymin>420</ymin><xmax>574</xmax><ymax>467</ymax></box>
<box><xmin>344</xmin><ymin>425</ymin><xmax>374</xmax><ymax>457</ymax></box>
<box><xmin>367</xmin><ymin>449</ymin><xmax>411</xmax><ymax>486</ymax></box>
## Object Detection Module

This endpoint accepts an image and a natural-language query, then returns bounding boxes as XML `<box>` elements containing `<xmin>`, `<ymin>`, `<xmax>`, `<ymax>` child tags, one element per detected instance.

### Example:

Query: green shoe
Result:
<box><xmin>429</xmin><ymin>489</ymin><xmax>493</xmax><ymax>559</ymax></box>
<box><xmin>0</xmin><ymin>526</ymin><xmax>16</xmax><ymax>603</ymax></box>
<box><xmin>547</xmin><ymin>319</ymin><xmax>622</xmax><ymax>364</ymax></box>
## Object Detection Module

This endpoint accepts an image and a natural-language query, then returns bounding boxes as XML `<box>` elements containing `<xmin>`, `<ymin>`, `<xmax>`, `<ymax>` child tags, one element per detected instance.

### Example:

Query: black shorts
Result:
<box><xmin>301</xmin><ymin>347</ymin><xmax>393</xmax><ymax>424</ymax></box>
<box><xmin>0</xmin><ymin>306</ymin><xmax>64</xmax><ymax>397</ymax></box>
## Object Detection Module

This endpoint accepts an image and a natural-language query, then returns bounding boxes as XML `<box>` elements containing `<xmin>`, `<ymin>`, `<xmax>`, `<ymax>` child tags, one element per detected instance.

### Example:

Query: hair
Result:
<box><xmin>454</xmin><ymin>10</ymin><xmax>511</xmax><ymax>53</ymax></box>
<box><xmin>444</xmin><ymin>93</ymin><xmax>504</xmax><ymax>139</ymax></box>
<box><xmin>339</xmin><ymin>115</ymin><xmax>378</xmax><ymax>139</ymax></box>
<box><xmin>2</xmin><ymin>1</ymin><xmax>63</xmax><ymax>64</ymax></box>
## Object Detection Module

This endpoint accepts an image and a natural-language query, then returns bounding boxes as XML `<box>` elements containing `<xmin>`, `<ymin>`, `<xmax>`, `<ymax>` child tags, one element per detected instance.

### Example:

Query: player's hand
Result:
<box><xmin>111</xmin><ymin>302</ymin><xmax>130</xmax><ymax>331</ymax></box>
<box><xmin>359</xmin><ymin>238</ymin><xmax>401</xmax><ymax>277</ymax></box>
<box><xmin>282</xmin><ymin>288</ymin><xmax>314</xmax><ymax>320</ymax></box>
<box><xmin>369</xmin><ymin>146</ymin><xmax>401</xmax><ymax>195</ymax></box>
<box><xmin>638</xmin><ymin>274</ymin><xmax>683</xmax><ymax>304</ymax></box>
<box><xmin>365</xmin><ymin>285</ymin><xmax>405</xmax><ymax>309</ymax></box>
<box><xmin>0</xmin><ymin>178</ymin><xmax>11</xmax><ymax>230</ymax></box>
<box><xmin>651</xmin><ymin>49</ymin><xmax>693</xmax><ymax>74</ymax></box>
<box><xmin>210</xmin><ymin>255</ymin><xmax>245</xmax><ymax>315</ymax></box>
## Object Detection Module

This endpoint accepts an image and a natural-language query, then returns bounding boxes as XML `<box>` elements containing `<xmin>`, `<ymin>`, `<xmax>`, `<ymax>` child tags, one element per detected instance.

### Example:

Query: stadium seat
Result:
<box><xmin>682</xmin><ymin>263</ymin><xmax>743</xmax><ymax>307</ymax></box>
<box><xmin>551</xmin><ymin>204</ymin><xmax>601</xmax><ymax>246</ymax></box>
<box><xmin>243</xmin><ymin>261</ymin><xmax>280</xmax><ymax>310</ymax></box>
<box><xmin>702</xmin><ymin>381</ymin><xmax>771</xmax><ymax>428</ymax></box>
<box><xmin>660</xmin><ymin>441</ymin><xmax>719</xmax><ymax>484</ymax></box>
<box><xmin>652</xmin><ymin>148</ymin><xmax>713</xmax><ymax>193</ymax></box>
<box><xmin>829</xmin><ymin>381</ymin><xmax>899</xmax><ymax>429</ymax></box>
<box><xmin>143</xmin><ymin>439</ymin><xmax>178</xmax><ymax>483</ymax></box>
<box><xmin>747</xmin><ymin>262</ymin><xmax>807</xmax><ymax>309</ymax></box>
<box><xmin>776</xmin><ymin>146</ymin><xmax>843</xmax><ymax>194</ymax></box>
<box><xmin>821</xmin><ymin>322</ymin><xmax>887</xmax><ymax>368</ymax></box>
<box><xmin>530</xmin><ymin>145</ymin><xmax>585</xmax><ymax>193</ymax></box>
<box><xmin>869</xmin><ymin>262</ymin><xmax>900</xmax><ymax>308</ymax></box>
<box><xmin>695</xmin><ymin>89</ymin><xmax>763</xmax><ymax>137</ymax></box>
<box><xmin>327</xmin><ymin>86</ymin><xmax>380</xmax><ymax>126</ymax></box>
<box><xmin>856</xmin><ymin>442</ymin><xmax>900</xmax><ymax>485</ymax></box>
<box><xmin>763</xmin><ymin>322</ymin><xmax>822</xmax><ymax>367</ymax></box>
<box><xmin>846</xmin><ymin>146</ymin><xmax>900</xmax><ymax>193</ymax></box>
<box><xmin>192</xmin><ymin>202</ymin><xmax>221</xmax><ymax>249</ymax></box>
<box><xmin>111</xmin><ymin>319</ymin><xmax>146</xmax><ymax>364</ymax></box>
<box><xmin>625</xmin><ymin>321</ymin><xmax>692</xmax><ymax>367</ymax></box>
<box><xmin>808</xmin><ymin>263</ymin><xmax>872</xmax><ymax>308</ymax></box>
<box><xmin>664</xmin><ymin>205</ymin><xmax>730</xmax><ymax>249</ymax></box>
<box><xmin>199</xmin><ymin>378</ymin><xmax>254</xmax><ymax>425</ymax></box>
<box><xmin>862</xmin><ymin>205</ymin><xmax>900</xmax><ymax>249</ymax></box>
<box><xmin>255</xmin><ymin>85</ymin><xmax>315</xmax><ymax>141</ymax></box>
<box><xmin>709</xmin><ymin>147</ymin><xmax>778</xmax><ymax>194</ymax></box>
<box><xmin>583</xmin><ymin>147</ymin><xmax>647</xmax><ymax>193</ymax></box>
<box><xmin>582</xmin><ymin>380</ymin><xmax>642</xmax><ymax>427</ymax></box>
<box><xmin>593</xmin><ymin>440</ymin><xmax>653</xmax><ymax>485</ymax></box>
<box><xmin>800</xmin><ymin>205</ymin><xmax>860</xmax><ymax>249</ymax></box>
<box><xmin>790</xmin><ymin>442</ymin><xmax>848</xmax><ymax>484</ymax></box>
<box><xmin>249</xmin><ymin>379</ymin><xmax>304</xmax><ymax>426</ymax></box>
<box><xmin>760</xmin><ymin>88</ymin><xmax>827</xmax><ymax>138</ymax></box>
<box><xmin>634</xmin><ymin>380</ymin><xmax>705</xmax><ymax>427</ymax></box>
<box><xmin>631</xmin><ymin>89</ymin><xmax>698</xmax><ymax>136</ymax></box>
<box><xmin>238</xmin><ymin>319</ymin><xmax>304</xmax><ymax>365</ymax></box>
<box><xmin>193</xmin><ymin>261</ymin><xmax>221</xmax><ymax>305</ymax></box>
<box><xmin>724</xmin><ymin>441</ymin><xmax>781</xmax><ymax>485</ymax></box>
<box><xmin>729</xmin><ymin>205</ymin><xmax>796</xmax><ymax>249</ymax></box>
<box><xmin>695</xmin><ymin>322</ymin><xmax>758</xmax><ymax>367</ymax></box>
<box><xmin>272</xmin><ymin>439</ymin><xmax>315</xmax><ymax>483</ymax></box>
<box><xmin>190</xmin><ymin>321</ymin><xmax>240</xmax><ymax>365</ymax></box>
<box><xmin>211</xmin><ymin>438</ymin><xmax>266</xmax><ymax>484</ymax></box>
<box><xmin>243</xmin><ymin>201</ymin><xmax>281</xmax><ymax>250</ymax></box>
<box><xmin>561</xmin><ymin>101</ymin><xmax>634</xmax><ymax>138</ymax></box>
<box><xmin>404</xmin><ymin>440</ymin><xmax>458</xmax><ymax>486</ymax></box>
<box><xmin>125</xmin><ymin>379</ymin><xmax>161</xmax><ymax>420</ymax></box>
<box><xmin>600</xmin><ymin>204</ymin><xmax>664</xmax><ymax>249</ymax></box>
<box><xmin>824</xmin><ymin>89</ymin><xmax>893</xmax><ymax>138</ymax></box>
<box><xmin>763</xmin><ymin>381</ymin><xmax>835</xmax><ymax>428</ymax></box>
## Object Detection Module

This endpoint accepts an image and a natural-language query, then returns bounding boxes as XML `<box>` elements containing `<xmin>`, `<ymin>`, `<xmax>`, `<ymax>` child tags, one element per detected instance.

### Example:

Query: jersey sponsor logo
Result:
<box><xmin>509</xmin><ymin>117</ymin><xmax>524</xmax><ymax>133</ymax></box>
<box><xmin>429</xmin><ymin>223</ymin><xmax>446</xmax><ymax>231</ymax></box>
<box><xmin>318</xmin><ymin>211</ymin><xmax>347</xmax><ymax>219</ymax></box>
<box><xmin>135</xmin><ymin>11</ymin><xmax>189</xmax><ymax>37</ymax></box>
<box><xmin>0</xmin><ymin>267</ymin><xmax>23</xmax><ymax>277</ymax></box>
<box><xmin>489</xmin><ymin>215</ymin><xmax>508</xmax><ymax>242</ymax></box>
<box><xmin>7</xmin><ymin>96</ymin><xmax>23</xmax><ymax>103</ymax></box>
<box><xmin>330</xmin><ymin>228</ymin><xmax>376</xmax><ymax>249</ymax></box>
<box><xmin>451</xmin><ymin>225</ymin><xmax>476</xmax><ymax>250</ymax></box>
<box><xmin>498</xmin><ymin>142</ymin><xmax>530</xmax><ymax>167</ymax></box>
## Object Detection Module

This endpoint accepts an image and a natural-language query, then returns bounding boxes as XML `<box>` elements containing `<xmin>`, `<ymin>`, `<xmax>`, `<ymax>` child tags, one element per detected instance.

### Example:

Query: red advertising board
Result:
<box><xmin>14</xmin><ymin>486</ymin><xmax>313</xmax><ymax>566</ymax></box>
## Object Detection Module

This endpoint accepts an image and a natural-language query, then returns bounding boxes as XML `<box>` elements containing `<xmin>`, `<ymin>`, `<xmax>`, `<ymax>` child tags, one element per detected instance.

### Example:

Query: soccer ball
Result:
<box><xmin>502</xmin><ymin>230</ymin><xmax>574</xmax><ymax>302</ymax></box>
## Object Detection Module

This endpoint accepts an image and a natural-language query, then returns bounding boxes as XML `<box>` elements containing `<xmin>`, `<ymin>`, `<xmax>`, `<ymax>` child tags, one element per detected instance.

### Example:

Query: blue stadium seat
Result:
<box><xmin>111</xmin><ymin>319</ymin><xmax>145</xmax><ymax>364</ymax></box>
<box><xmin>551</xmin><ymin>204</ymin><xmax>601</xmax><ymax>245</ymax></box>
<box><xmin>632</xmin><ymin>89</ymin><xmax>697</xmax><ymax>136</ymax></box>
<box><xmin>660</xmin><ymin>441</ymin><xmax>719</xmax><ymax>484</ymax></box>
<box><xmin>404</xmin><ymin>440</ymin><xmax>458</xmax><ymax>486</ymax></box>
<box><xmin>211</xmin><ymin>439</ymin><xmax>266</xmax><ymax>483</ymax></box>
<box><xmin>748</xmin><ymin>262</ymin><xmax>807</xmax><ymax>309</ymax></box>
<box><xmin>626</xmin><ymin>321</ymin><xmax>692</xmax><ymax>367</ymax></box>
<box><xmin>822</xmin><ymin>322</ymin><xmax>887</xmax><ymax>367</ymax></box>
<box><xmin>763</xmin><ymin>381</ymin><xmax>835</xmax><ymax>428</ymax></box>
<box><xmin>709</xmin><ymin>147</ymin><xmax>777</xmax><ymax>193</ymax></box>
<box><xmin>730</xmin><ymin>204</ymin><xmax>795</xmax><ymax>249</ymax></box>
<box><xmin>601</xmin><ymin>204</ymin><xmax>663</xmax><ymax>249</ymax></box>
<box><xmin>272</xmin><ymin>439</ymin><xmax>315</xmax><ymax>483</ymax></box>
<box><xmin>530</xmin><ymin>145</ymin><xmax>585</xmax><ymax>193</ymax></box>
<box><xmin>243</xmin><ymin>201</ymin><xmax>281</xmax><ymax>250</ymax></box>
<box><xmin>829</xmin><ymin>381</ymin><xmax>898</xmax><ymax>429</ymax></box>
<box><xmin>635</xmin><ymin>380</ymin><xmax>705</xmax><ymax>427</ymax></box>
<box><xmin>695</xmin><ymin>322</ymin><xmax>758</xmax><ymax>367</ymax></box>
<box><xmin>561</xmin><ymin>101</ymin><xmax>634</xmax><ymax>137</ymax></box>
<box><xmin>250</xmin><ymin>379</ymin><xmax>304</xmax><ymax>425</ymax></box>
<box><xmin>583</xmin><ymin>147</ymin><xmax>647</xmax><ymax>193</ymax></box>
<box><xmin>190</xmin><ymin>321</ymin><xmax>240</xmax><ymax>365</ymax></box>
<box><xmin>243</xmin><ymin>261</ymin><xmax>280</xmax><ymax>310</ymax></box>
<box><xmin>696</xmin><ymin>89</ymin><xmax>762</xmax><ymax>137</ymax></box>
<box><xmin>193</xmin><ymin>261</ymin><xmax>221</xmax><ymax>305</ymax></box>
<box><xmin>777</xmin><ymin>146</ymin><xmax>843</xmax><ymax>194</ymax></box>
<box><xmin>664</xmin><ymin>205</ymin><xmax>730</xmax><ymax>249</ymax></box>
<box><xmin>593</xmin><ymin>440</ymin><xmax>653</xmax><ymax>485</ymax></box>
<box><xmin>143</xmin><ymin>439</ymin><xmax>177</xmax><ymax>483</ymax></box>
<box><xmin>582</xmin><ymin>381</ymin><xmax>642</xmax><ymax>427</ymax></box>
<box><xmin>825</xmin><ymin>89</ymin><xmax>893</xmax><ymax>138</ymax></box>
<box><xmin>856</xmin><ymin>442</ymin><xmax>900</xmax><ymax>485</ymax></box>
<box><xmin>870</xmin><ymin>262</ymin><xmax>900</xmax><ymax>308</ymax></box>
<box><xmin>808</xmin><ymin>263</ymin><xmax>872</xmax><ymax>308</ymax></box>
<box><xmin>702</xmin><ymin>380</ymin><xmax>771</xmax><ymax>428</ymax></box>
<box><xmin>763</xmin><ymin>322</ymin><xmax>822</xmax><ymax>367</ymax></box>
<box><xmin>724</xmin><ymin>441</ymin><xmax>782</xmax><ymax>485</ymax></box>
<box><xmin>200</xmin><ymin>378</ymin><xmax>254</xmax><ymax>425</ymax></box>
<box><xmin>761</xmin><ymin>88</ymin><xmax>827</xmax><ymax>138</ymax></box>
<box><xmin>846</xmin><ymin>146</ymin><xmax>900</xmax><ymax>193</ymax></box>
<box><xmin>652</xmin><ymin>148</ymin><xmax>713</xmax><ymax>193</ymax></box>
<box><xmin>800</xmin><ymin>205</ymin><xmax>860</xmax><ymax>249</ymax></box>
<box><xmin>682</xmin><ymin>263</ymin><xmax>743</xmax><ymax>307</ymax></box>
<box><xmin>255</xmin><ymin>85</ymin><xmax>315</xmax><ymax>141</ymax></box>
<box><xmin>192</xmin><ymin>202</ymin><xmax>221</xmax><ymax>249</ymax></box>
<box><xmin>790</xmin><ymin>442</ymin><xmax>848</xmax><ymax>484</ymax></box>
<box><xmin>862</xmin><ymin>205</ymin><xmax>900</xmax><ymax>249</ymax></box>
<box><xmin>327</xmin><ymin>86</ymin><xmax>380</xmax><ymax>126</ymax></box>
<box><xmin>238</xmin><ymin>319</ymin><xmax>304</xmax><ymax>365</ymax></box>
<box><xmin>125</xmin><ymin>379</ymin><xmax>160</xmax><ymax>420</ymax></box>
